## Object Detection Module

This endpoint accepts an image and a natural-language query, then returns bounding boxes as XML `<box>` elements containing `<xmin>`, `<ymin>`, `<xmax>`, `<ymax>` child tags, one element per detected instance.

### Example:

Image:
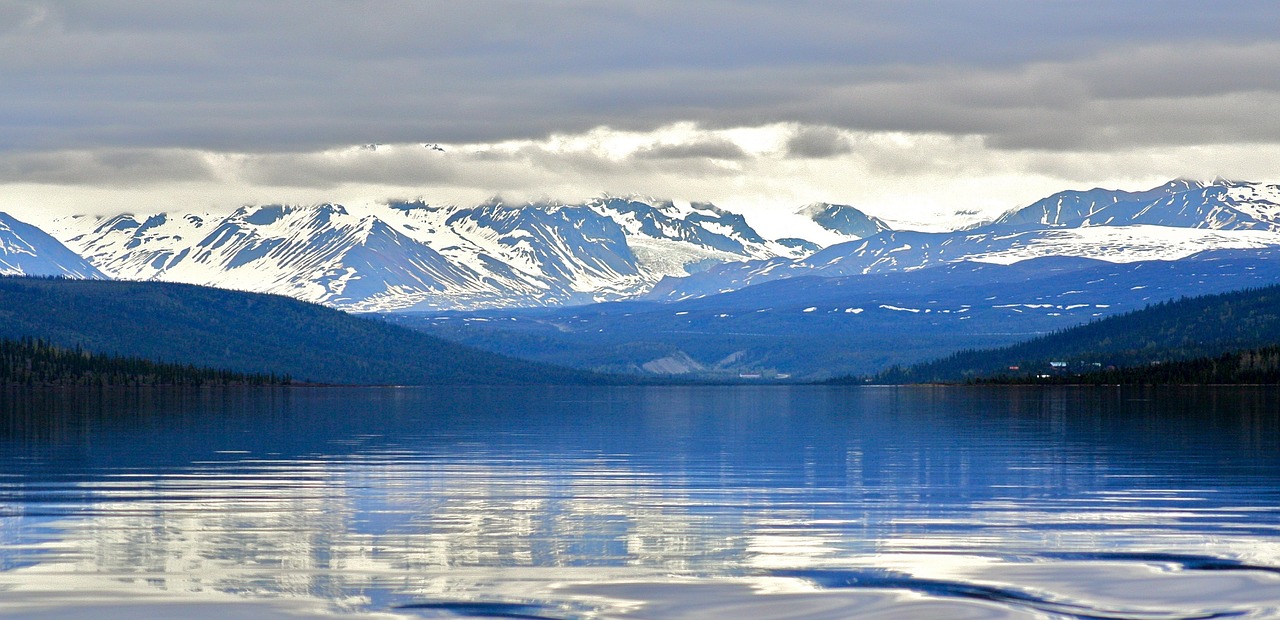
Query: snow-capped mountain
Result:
<box><xmin>992</xmin><ymin>178</ymin><xmax>1280</xmax><ymax>230</ymax></box>
<box><xmin>47</xmin><ymin>198</ymin><xmax>810</xmax><ymax>311</ymax></box>
<box><xmin>987</xmin><ymin>178</ymin><xmax>1211</xmax><ymax>228</ymax></box>
<box><xmin>22</xmin><ymin>178</ymin><xmax>1280</xmax><ymax>313</ymax></box>
<box><xmin>0</xmin><ymin>212</ymin><xmax>104</xmax><ymax>279</ymax></box>
<box><xmin>584</xmin><ymin>196</ymin><xmax>808</xmax><ymax>274</ymax></box>
<box><xmin>648</xmin><ymin>179</ymin><xmax>1280</xmax><ymax>301</ymax></box>
<box><xmin>798</xmin><ymin>202</ymin><xmax>893</xmax><ymax>239</ymax></box>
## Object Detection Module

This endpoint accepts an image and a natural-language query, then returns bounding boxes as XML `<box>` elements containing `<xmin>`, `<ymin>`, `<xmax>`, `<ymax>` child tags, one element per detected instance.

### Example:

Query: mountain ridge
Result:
<box><xmin>992</xmin><ymin>178</ymin><xmax>1280</xmax><ymax>230</ymax></box>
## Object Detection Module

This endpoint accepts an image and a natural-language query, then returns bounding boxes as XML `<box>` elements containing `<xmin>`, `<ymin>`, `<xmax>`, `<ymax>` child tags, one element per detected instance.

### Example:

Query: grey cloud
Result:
<box><xmin>0</xmin><ymin>2</ymin><xmax>47</xmax><ymax>34</ymax></box>
<box><xmin>786</xmin><ymin>126</ymin><xmax>852</xmax><ymax>158</ymax></box>
<box><xmin>522</xmin><ymin>148</ymin><xmax>633</xmax><ymax>175</ymax></box>
<box><xmin>3</xmin><ymin>1</ymin><xmax>1280</xmax><ymax>154</ymax></box>
<box><xmin>632</xmin><ymin>138</ymin><xmax>749</xmax><ymax>161</ymax></box>
<box><xmin>0</xmin><ymin>149</ymin><xmax>214</xmax><ymax>185</ymax></box>
<box><xmin>463</xmin><ymin>146</ymin><xmax>631</xmax><ymax>177</ymax></box>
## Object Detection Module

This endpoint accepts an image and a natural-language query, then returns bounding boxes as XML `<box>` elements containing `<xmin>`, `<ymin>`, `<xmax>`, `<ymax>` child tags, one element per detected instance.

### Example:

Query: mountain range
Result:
<box><xmin>6</xmin><ymin>179</ymin><xmax>1279</xmax><ymax>312</ymax></box>
<box><xmin>5</xmin><ymin>178</ymin><xmax>1280</xmax><ymax>378</ymax></box>
<box><xmin>646</xmin><ymin>179</ymin><xmax>1280</xmax><ymax>300</ymax></box>
<box><xmin>36</xmin><ymin>197</ymin><xmax>839</xmax><ymax>311</ymax></box>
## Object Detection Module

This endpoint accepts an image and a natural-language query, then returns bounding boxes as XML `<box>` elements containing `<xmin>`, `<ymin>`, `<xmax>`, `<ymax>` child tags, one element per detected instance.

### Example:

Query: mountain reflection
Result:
<box><xmin>2</xmin><ymin>385</ymin><xmax>1280</xmax><ymax>616</ymax></box>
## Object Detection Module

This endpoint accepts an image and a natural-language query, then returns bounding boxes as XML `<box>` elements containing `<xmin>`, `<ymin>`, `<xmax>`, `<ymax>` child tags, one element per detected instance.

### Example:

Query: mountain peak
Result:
<box><xmin>1161</xmin><ymin>176</ymin><xmax>1248</xmax><ymax>191</ymax></box>
<box><xmin>1162</xmin><ymin>177</ymin><xmax>1210</xmax><ymax>192</ymax></box>
<box><xmin>0</xmin><ymin>212</ymin><xmax>106</xmax><ymax>279</ymax></box>
<box><xmin>795</xmin><ymin>202</ymin><xmax>831</xmax><ymax>216</ymax></box>
<box><xmin>1211</xmin><ymin>175</ymin><xmax>1250</xmax><ymax>187</ymax></box>
<box><xmin>387</xmin><ymin>199</ymin><xmax>442</xmax><ymax>212</ymax></box>
<box><xmin>690</xmin><ymin>201</ymin><xmax>728</xmax><ymax>216</ymax></box>
<box><xmin>796</xmin><ymin>203</ymin><xmax>891</xmax><ymax>238</ymax></box>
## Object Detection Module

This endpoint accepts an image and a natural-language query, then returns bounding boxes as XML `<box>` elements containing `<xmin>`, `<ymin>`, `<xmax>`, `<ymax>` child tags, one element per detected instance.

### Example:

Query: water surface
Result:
<box><xmin>2</xmin><ymin>385</ymin><xmax>1279</xmax><ymax>619</ymax></box>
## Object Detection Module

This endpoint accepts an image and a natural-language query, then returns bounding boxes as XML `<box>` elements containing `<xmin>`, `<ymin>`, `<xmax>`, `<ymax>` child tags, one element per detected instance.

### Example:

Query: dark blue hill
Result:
<box><xmin>0</xmin><ymin>277</ymin><xmax>608</xmax><ymax>385</ymax></box>
<box><xmin>866</xmin><ymin>284</ymin><xmax>1280</xmax><ymax>384</ymax></box>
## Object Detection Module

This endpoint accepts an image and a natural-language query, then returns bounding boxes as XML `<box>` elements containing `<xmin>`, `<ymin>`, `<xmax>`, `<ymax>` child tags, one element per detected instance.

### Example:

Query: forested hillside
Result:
<box><xmin>1</xmin><ymin>337</ymin><xmax>287</xmax><ymax>386</ymax></box>
<box><xmin>858</xmin><ymin>284</ymin><xmax>1280</xmax><ymax>384</ymax></box>
<box><xmin>0</xmin><ymin>276</ymin><xmax>608</xmax><ymax>385</ymax></box>
<box><xmin>971</xmin><ymin>345</ymin><xmax>1280</xmax><ymax>385</ymax></box>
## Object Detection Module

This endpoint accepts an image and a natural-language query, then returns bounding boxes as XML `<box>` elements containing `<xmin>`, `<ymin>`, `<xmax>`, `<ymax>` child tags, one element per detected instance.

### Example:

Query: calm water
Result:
<box><xmin>1</xmin><ymin>385</ymin><xmax>1279</xmax><ymax>619</ymax></box>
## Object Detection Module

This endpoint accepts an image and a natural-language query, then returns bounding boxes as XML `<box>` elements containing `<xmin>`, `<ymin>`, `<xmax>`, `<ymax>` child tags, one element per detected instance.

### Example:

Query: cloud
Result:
<box><xmin>632</xmin><ymin>138</ymin><xmax>749</xmax><ymax>160</ymax></box>
<box><xmin>0</xmin><ymin>149</ymin><xmax>215</xmax><ymax>185</ymax></box>
<box><xmin>786</xmin><ymin>126</ymin><xmax>852</xmax><ymax>158</ymax></box>
<box><xmin>2</xmin><ymin>1</ymin><xmax>1279</xmax><ymax>154</ymax></box>
<box><xmin>7</xmin><ymin>127</ymin><xmax>1280</xmax><ymax>238</ymax></box>
<box><xmin>4</xmin><ymin>2</ymin><xmax>1280</xmax><ymax>231</ymax></box>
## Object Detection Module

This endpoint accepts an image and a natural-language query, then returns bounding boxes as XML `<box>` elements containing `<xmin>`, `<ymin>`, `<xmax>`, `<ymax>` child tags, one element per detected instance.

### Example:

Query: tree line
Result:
<box><xmin>972</xmin><ymin>345</ymin><xmax>1280</xmax><ymax>385</ymax></box>
<box><xmin>0</xmin><ymin>337</ymin><xmax>290</xmax><ymax>387</ymax></box>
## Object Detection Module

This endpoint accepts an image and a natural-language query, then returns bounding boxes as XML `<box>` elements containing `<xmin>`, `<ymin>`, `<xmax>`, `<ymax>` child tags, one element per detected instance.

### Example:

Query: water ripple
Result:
<box><xmin>766</xmin><ymin>567</ymin><xmax>1250</xmax><ymax>620</ymax></box>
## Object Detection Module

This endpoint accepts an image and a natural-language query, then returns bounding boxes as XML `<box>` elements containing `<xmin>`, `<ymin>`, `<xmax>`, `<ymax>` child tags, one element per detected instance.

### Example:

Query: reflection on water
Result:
<box><xmin>2</xmin><ymin>385</ymin><xmax>1280</xmax><ymax>618</ymax></box>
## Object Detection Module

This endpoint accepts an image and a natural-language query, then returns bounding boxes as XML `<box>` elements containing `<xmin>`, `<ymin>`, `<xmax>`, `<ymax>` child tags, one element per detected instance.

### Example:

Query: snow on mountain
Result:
<box><xmin>30</xmin><ymin>178</ymin><xmax>1280</xmax><ymax>311</ymax></box>
<box><xmin>648</xmin><ymin>179</ymin><xmax>1280</xmax><ymax>301</ymax></box>
<box><xmin>992</xmin><ymin>178</ymin><xmax>1280</xmax><ymax>231</ymax></box>
<box><xmin>385</xmin><ymin>199</ymin><xmax>648</xmax><ymax>305</ymax></box>
<box><xmin>0</xmin><ymin>212</ymin><xmax>104</xmax><ymax>279</ymax></box>
<box><xmin>797</xmin><ymin>202</ymin><xmax>892</xmax><ymax>239</ymax></box>
<box><xmin>585</xmin><ymin>196</ymin><xmax>804</xmax><ymax>274</ymax></box>
<box><xmin>989</xmin><ymin>178</ymin><xmax>1207</xmax><ymax>228</ymax></box>
<box><xmin>647</xmin><ymin>224</ymin><xmax>1280</xmax><ymax>301</ymax></box>
<box><xmin>54</xmin><ymin>205</ymin><xmax>519</xmax><ymax>310</ymax></box>
<box><xmin>48</xmin><ymin>198</ymin><xmax>802</xmax><ymax>311</ymax></box>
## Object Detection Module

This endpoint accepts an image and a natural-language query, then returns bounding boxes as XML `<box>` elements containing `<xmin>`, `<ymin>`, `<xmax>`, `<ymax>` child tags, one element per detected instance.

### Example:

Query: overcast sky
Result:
<box><xmin>4</xmin><ymin>0</ymin><xmax>1280</xmax><ymax>232</ymax></box>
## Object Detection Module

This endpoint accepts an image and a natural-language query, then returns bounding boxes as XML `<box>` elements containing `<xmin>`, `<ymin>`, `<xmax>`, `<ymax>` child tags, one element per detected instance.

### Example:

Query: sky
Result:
<box><xmin>3</xmin><ymin>0</ymin><xmax>1280</xmax><ymax>233</ymax></box>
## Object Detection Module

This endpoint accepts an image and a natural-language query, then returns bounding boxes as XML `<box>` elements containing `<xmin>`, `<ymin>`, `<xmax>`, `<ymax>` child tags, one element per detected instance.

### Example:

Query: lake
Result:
<box><xmin>1</xmin><ymin>385</ymin><xmax>1279</xmax><ymax>619</ymax></box>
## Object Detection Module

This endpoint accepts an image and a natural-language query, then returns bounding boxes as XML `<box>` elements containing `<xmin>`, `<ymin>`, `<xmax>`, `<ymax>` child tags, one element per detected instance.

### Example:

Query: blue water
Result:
<box><xmin>1</xmin><ymin>385</ymin><xmax>1279</xmax><ymax>619</ymax></box>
